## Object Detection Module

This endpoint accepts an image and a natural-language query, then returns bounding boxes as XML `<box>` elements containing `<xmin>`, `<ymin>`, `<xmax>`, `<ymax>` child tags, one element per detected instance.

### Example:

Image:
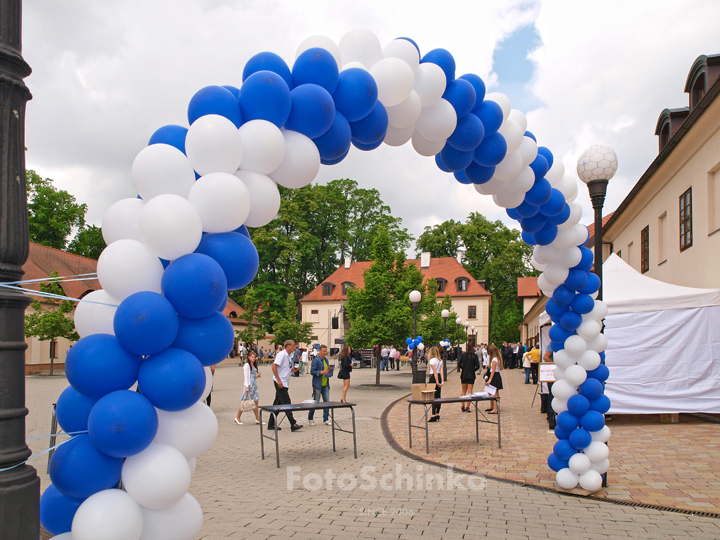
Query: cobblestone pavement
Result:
<box><xmin>385</xmin><ymin>364</ymin><xmax>720</xmax><ymax>512</ymax></box>
<box><xmin>26</xmin><ymin>362</ymin><xmax>720</xmax><ymax>539</ymax></box>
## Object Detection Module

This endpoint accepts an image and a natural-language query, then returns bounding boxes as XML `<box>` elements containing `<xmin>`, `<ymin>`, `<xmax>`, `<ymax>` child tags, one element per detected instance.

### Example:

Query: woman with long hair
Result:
<box><xmin>457</xmin><ymin>345</ymin><xmax>480</xmax><ymax>413</ymax></box>
<box><xmin>484</xmin><ymin>344</ymin><xmax>503</xmax><ymax>414</ymax></box>
<box><xmin>337</xmin><ymin>345</ymin><xmax>352</xmax><ymax>403</ymax></box>
<box><xmin>427</xmin><ymin>346</ymin><xmax>444</xmax><ymax>422</ymax></box>
<box><xmin>235</xmin><ymin>351</ymin><xmax>263</xmax><ymax>425</ymax></box>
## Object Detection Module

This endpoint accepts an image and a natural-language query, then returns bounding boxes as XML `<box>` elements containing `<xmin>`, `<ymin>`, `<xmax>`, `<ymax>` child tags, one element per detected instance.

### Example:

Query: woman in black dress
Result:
<box><xmin>458</xmin><ymin>345</ymin><xmax>480</xmax><ymax>413</ymax></box>
<box><xmin>337</xmin><ymin>345</ymin><xmax>352</xmax><ymax>403</ymax></box>
<box><xmin>484</xmin><ymin>344</ymin><xmax>503</xmax><ymax>414</ymax></box>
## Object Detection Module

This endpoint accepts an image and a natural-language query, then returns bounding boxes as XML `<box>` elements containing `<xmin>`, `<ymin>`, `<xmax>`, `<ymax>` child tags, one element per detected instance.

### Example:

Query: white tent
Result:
<box><xmin>602</xmin><ymin>253</ymin><xmax>720</xmax><ymax>414</ymax></box>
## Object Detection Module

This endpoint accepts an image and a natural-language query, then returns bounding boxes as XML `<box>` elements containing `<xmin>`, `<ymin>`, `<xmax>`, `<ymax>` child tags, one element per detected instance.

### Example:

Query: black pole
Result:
<box><xmin>412</xmin><ymin>304</ymin><xmax>418</xmax><ymax>383</ymax></box>
<box><xmin>587</xmin><ymin>179</ymin><xmax>608</xmax><ymax>301</ymax></box>
<box><xmin>442</xmin><ymin>317</ymin><xmax>447</xmax><ymax>381</ymax></box>
<box><xmin>0</xmin><ymin>1</ymin><xmax>40</xmax><ymax>538</ymax></box>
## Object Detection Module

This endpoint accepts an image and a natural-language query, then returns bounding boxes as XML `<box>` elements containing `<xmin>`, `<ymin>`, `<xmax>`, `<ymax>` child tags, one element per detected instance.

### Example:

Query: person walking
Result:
<box><xmin>338</xmin><ymin>345</ymin><xmax>353</xmax><ymax>403</ymax></box>
<box><xmin>380</xmin><ymin>345</ymin><xmax>389</xmax><ymax>371</ymax></box>
<box><xmin>457</xmin><ymin>346</ymin><xmax>480</xmax><ymax>412</ymax></box>
<box><xmin>267</xmin><ymin>340</ymin><xmax>303</xmax><ymax>431</ymax></box>
<box><xmin>308</xmin><ymin>345</ymin><xmax>331</xmax><ymax>426</ymax></box>
<box><xmin>234</xmin><ymin>352</ymin><xmax>262</xmax><ymax>425</ymax></box>
<box><xmin>299</xmin><ymin>347</ymin><xmax>309</xmax><ymax>375</ymax></box>
<box><xmin>522</xmin><ymin>347</ymin><xmax>534</xmax><ymax>384</ymax></box>
<box><xmin>394</xmin><ymin>347</ymin><xmax>401</xmax><ymax>371</ymax></box>
<box><xmin>484</xmin><ymin>344</ymin><xmax>503</xmax><ymax>414</ymax></box>
<box><xmin>427</xmin><ymin>346</ymin><xmax>444</xmax><ymax>422</ymax></box>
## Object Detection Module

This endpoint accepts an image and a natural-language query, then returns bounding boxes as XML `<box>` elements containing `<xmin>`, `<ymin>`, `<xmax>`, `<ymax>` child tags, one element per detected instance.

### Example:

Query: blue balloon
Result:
<box><xmin>292</xmin><ymin>47</ymin><xmax>339</xmax><ymax>94</ymax></box>
<box><xmin>88</xmin><ymin>390</ymin><xmax>158</xmax><ymax>458</ymax></box>
<box><xmin>420</xmin><ymin>48</ymin><xmax>455</xmax><ymax>85</ymax></box>
<box><xmin>532</xmin><ymin>222</ymin><xmax>558</xmax><ymax>246</ymax></box>
<box><xmin>565</xmin><ymin>269</ymin><xmax>589</xmax><ymax>291</ymax></box>
<box><xmin>599</xmin><ymin>351</ymin><xmax>606</xmax><ymax>362</ymax></box>
<box><xmin>464</xmin><ymin>161</ymin><xmax>495</xmax><ymax>184</ymax></box>
<box><xmin>550</xmin><ymin>340</ymin><xmax>564</xmax><ymax>352</ymax></box>
<box><xmin>553</xmin><ymin>439</ymin><xmax>576</xmax><ymax>461</ymax></box>
<box><xmin>49</xmin><ymin>434</ymin><xmax>123</xmax><ymax>499</ymax></box>
<box><xmin>579</xmin><ymin>378</ymin><xmax>604</xmax><ymax>400</ymax></box>
<box><xmin>587</xmin><ymin>363</ymin><xmax>610</xmax><ymax>382</ymax></box>
<box><xmin>474</xmin><ymin>100</ymin><xmax>503</xmax><ymax>135</ymax></box>
<box><xmin>567</xmin><ymin>394</ymin><xmax>590</xmax><ymax>416</ymax></box>
<box><xmin>234</xmin><ymin>224</ymin><xmax>250</xmax><ymax>237</ymax></box>
<box><xmin>353</xmin><ymin>137</ymin><xmax>384</xmax><ymax>151</ymax></box>
<box><xmin>159</xmin><ymin>258</ymin><xmax>171</xmax><ymax>269</ymax></box>
<box><xmin>442</xmin><ymin>78</ymin><xmax>476</xmax><ymax>118</ymax></box>
<box><xmin>406</xmin><ymin>337</ymin><xmax>413</xmax><ymax>345</ymax></box>
<box><xmin>447</xmin><ymin>113</ymin><xmax>484</xmax><ymax>152</ymax></box>
<box><xmin>474</xmin><ymin>132</ymin><xmax>507</xmax><ymax>167</ymax></box>
<box><xmin>139</xmin><ymin>348</ymin><xmax>206</xmax><ymax>412</ymax></box>
<box><xmin>554</xmin><ymin>426</ymin><xmax>571</xmax><ymax>440</ymax></box>
<box><xmin>549</xmin><ymin>324</ymin><xmax>574</xmax><ymax>344</ymax></box>
<box><xmin>333</xmin><ymin>68</ymin><xmax>378</xmax><ymax>122</ymax></box>
<box><xmin>195</xmin><ymin>232</ymin><xmax>259</xmax><ymax>291</ymax></box>
<box><xmin>314</xmin><ymin>111</ymin><xmax>352</xmax><ymax>164</ymax></box>
<box><xmin>525</xmin><ymin>177</ymin><xmax>552</xmax><ymax>207</ymax></box>
<box><xmin>569</xmin><ymin>428</ymin><xmax>592</xmax><ymax>449</ymax></box>
<box><xmin>552</xmin><ymin>285</ymin><xmax>575</xmax><ymax>307</ymax></box>
<box><xmin>453</xmin><ymin>169</ymin><xmax>472</xmax><ymax>184</ymax></box>
<box><xmin>66</xmin><ymin>334</ymin><xmax>141</xmax><ymax>399</ymax></box>
<box><xmin>187</xmin><ymin>86</ymin><xmax>243</xmax><ymax>128</ymax></box>
<box><xmin>556</xmin><ymin>411</ymin><xmax>581</xmax><ymax>432</ymax></box>
<box><xmin>547</xmin><ymin>203</ymin><xmax>571</xmax><ymax>225</ymax></box>
<box><xmin>323</xmin><ymin>145</ymin><xmax>350</xmax><ymax>165</ymax></box>
<box><xmin>239</xmin><ymin>70</ymin><xmax>292</xmax><ymax>128</ymax></box>
<box><xmin>520</xmin><ymin>213</ymin><xmax>546</xmax><ymax>234</ymax></box>
<box><xmin>560</xmin><ymin>310</ymin><xmax>583</xmax><ymax>332</ymax></box>
<box><xmin>440</xmin><ymin>144</ymin><xmax>475</xmax><ymax>172</ymax></box>
<box><xmin>524</xmin><ymin>130</ymin><xmax>537</xmax><ymax>142</ymax></box>
<box><xmin>580</xmin><ymin>272</ymin><xmax>601</xmax><ymax>295</ymax></box>
<box><xmin>113</xmin><ymin>292</ymin><xmax>179</xmax><ymax>356</ymax></box>
<box><xmin>148</xmin><ymin>125</ymin><xmax>188</xmax><ymax>155</ymax></box>
<box><xmin>580</xmin><ymin>410</ymin><xmax>605</xmax><ymax>432</ymax></box>
<box><xmin>435</xmin><ymin>153</ymin><xmax>452</xmax><ymax>173</ymax></box>
<box><xmin>162</xmin><ymin>253</ymin><xmax>228</xmax><ymax>319</ymax></box>
<box><xmin>242</xmin><ymin>51</ymin><xmax>293</xmax><ymax>88</ymax></box>
<box><xmin>521</xmin><ymin>230</ymin><xmax>536</xmax><ymax>246</ymax></box>
<box><xmin>506</xmin><ymin>207</ymin><xmax>520</xmax><ymax>221</ymax></box>
<box><xmin>574</xmin><ymin>247</ymin><xmax>594</xmax><ymax>271</ymax></box>
<box><xmin>40</xmin><ymin>484</ymin><xmax>84</xmax><ymax>536</ymax></box>
<box><xmin>529</xmin><ymin>155</ymin><xmax>550</xmax><ymax>181</ymax></box>
<box><xmin>172</xmin><ymin>312</ymin><xmax>234</xmax><ymax>367</ymax></box>
<box><xmin>222</xmin><ymin>85</ymin><xmax>240</xmax><ymax>100</ymax></box>
<box><xmin>349</xmin><ymin>101</ymin><xmax>387</xmax><ymax>145</ymax></box>
<box><xmin>544</xmin><ymin>299</ymin><xmax>566</xmax><ymax>319</ymax></box>
<box><xmin>540</xmin><ymin>189</ymin><xmax>566</xmax><ymax>217</ymax></box>
<box><xmin>56</xmin><ymin>386</ymin><xmax>97</xmax><ymax>434</ymax></box>
<box><xmin>570</xmin><ymin>293</ymin><xmax>595</xmax><ymax>315</ymax></box>
<box><xmin>285</xmin><ymin>83</ymin><xmax>336</xmax><ymax>139</ymax></box>
<box><xmin>589</xmin><ymin>394</ymin><xmax>611</xmax><ymax>414</ymax></box>
<box><xmin>515</xmin><ymin>200</ymin><xmax>540</xmax><ymax>219</ymax></box>
<box><xmin>459</xmin><ymin>74</ymin><xmax>486</xmax><ymax>111</ymax></box>
<box><xmin>548</xmin><ymin>452</ymin><xmax>569</xmax><ymax>472</ymax></box>
<box><xmin>417</xmin><ymin>336</ymin><xmax>423</xmax><ymax>343</ymax></box>
<box><xmin>537</xmin><ymin>146</ymin><xmax>554</xmax><ymax>169</ymax></box>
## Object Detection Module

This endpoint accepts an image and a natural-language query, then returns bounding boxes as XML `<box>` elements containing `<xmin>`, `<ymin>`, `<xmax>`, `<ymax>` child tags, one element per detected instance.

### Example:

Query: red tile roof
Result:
<box><xmin>300</xmin><ymin>257</ymin><xmax>491</xmax><ymax>302</ymax></box>
<box><xmin>22</xmin><ymin>243</ymin><xmax>100</xmax><ymax>300</ymax></box>
<box><xmin>517</xmin><ymin>277</ymin><xmax>541</xmax><ymax>299</ymax></box>
<box><xmin>585</xmin><ymin>212</ymin><xmax>615</xmax><ymax>244</ymax></box>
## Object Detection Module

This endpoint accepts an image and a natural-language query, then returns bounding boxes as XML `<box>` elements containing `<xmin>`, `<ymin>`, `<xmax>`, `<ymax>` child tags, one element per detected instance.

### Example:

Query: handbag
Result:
<box><xmin>240</xmin><ymin>390</ymin><xmax>255</xmax><ymax>412</ymax></box>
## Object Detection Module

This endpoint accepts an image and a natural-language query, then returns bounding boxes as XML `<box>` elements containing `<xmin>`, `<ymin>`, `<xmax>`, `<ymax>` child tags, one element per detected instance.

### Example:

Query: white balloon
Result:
<box><xmin>185</xmin><ymin>115</ymin><xmax>244</xmax><ymax>176</ymax></box>
<box><xmin>339</xmin><ymin>28</ymin><xmax>382</xmax><ymax>69</ymax></box>
<box><xmin>383</xmin><ymin>125</ymin><xmax>415</xmax><ymax>147</ymax></box>
<box><xmin>382</xmin><ymin>39</ymin><xmax>420</xmax><ymax>72</ymax></box>
<box><xmin>568</xmin><ymin>453</ymin><xmax>592</xmax><ymax>475</ymax></box>
<box><xmin>494</xmin><ymin>150</ymin><xmax>524</xmax><ymax>183</ymax></box>
<box><xmin>154</xmin><ymin>402</ymin><xmax>218</xmax><ymax>458</ymax></box>
<box><xmin>551</xmin><ymin>379</ymin><xmax>578</xmax><ymax>400</ymax></box>
<box><xmin>577</xmin><ymin>349</ymin><xmax>601</xmax><ymax>371</ymax></box>
<box><xmin>575</xmin><ymin>225</ymin><xmax>590</xmax><ymax>247</ymax></box>
<box><xmin>473</xmin><ymin>176</ymin><xmax>506</xmax><ymax>196</ymax></box>
<box><xmin>341</xmin><ymin>61</ymin><xmax>367</xmax><ymax>71</ymax></box>
<box><xmin>534</xmin><ymin>243</ymin><xmax>562</xmax><ymax>264</ymax></box>
<box><xmin>74</xmin><ymin>290</ymin><xmax>120</xmax><ymax>338</ymax></box>
<box><xmin>545</xmin><ymin>160</ymin><xmax>566</xmax><ymax>186</ymax></box>
<box><xmin>497</xmin><ymin>120</ymin><xmax>523</xmax><ymax>154</ymax></box>
<box><xmin>234</xmin><ymin>170</ymin><xmax>281</xmax><ymax>227</ymax></box>
<box><xmin>554</xmin><ymin>227</ymin><xmax>581</xmax><ymax>250</ymax></box>
<box><xmin>187</xmin><ymin>173</ymin><xmax>250</xmax><ymax>233</ymax></box>
<box><xmin>590</xmin><ymin>458</ymin><xmax>610</xmax><ymax>474</ymax></box>
<box><xmin>556</xmin><ymin>468</ymin><xmax>579</xmax><ymax>489</ymax></box>
<box><xmin>102</xmin><ymin>198</ymin><xmax>145</xmax><ymax>245</ymax></box>
<box><xmin>370</xmin><ymin>57</ymin><xmax>414</xmax><ymax>108</ymax></box>
<box><xmin>187</xmin><ymin>456</ymin><xmax>196</xmax><ymax>476</ymax></box>
<box><xmin>201</xmin><ymin>367</ymin><xmax>213</xmax><ymax>402</ymax></box>
<box><xmin>535</xmin><ymin>273</ymin><xmax>555</xmax><ymax>294</ymax></box>
<box><xmin>413</xmin><ymin>62</ymin><xmax>446</xmax><ymax>107</ymax></box>
<box><xmin>518</xmin><ymin>136</ymin><xmax>538</xmax><ymax>166</ymax></box>
<box><xmin>132</xmin><ymin>144</ymin><xmax>196</xmax><ymax>201</ymax></box>
<box><xmin>485</xmin><ymin>92</ymin><xmax>511</xmax><ymax>122</ymax></box>
<box><xmin>72</xmin><ymin>489</ymin><xmax>143</xmax><ymax>540</ymax></box>
<box><xmin>564</xmin><ymin>365</ymin><xmax>587</xmax><ymax>386</ymax></box>
<box><xmin>508</xmin><ymin>109</ymin><xmax>527</xmax><ymax>133</ymax></box>
<box><xmin>122</xmin><ymin>443</ymin><xmax>192</xmax><ymax>510</ymax></box>
<box><xmin>577</xmin><ymin>319</ymin><xmax>602</xmax><ymax>341</ymax></box>
<box><xmin>543</xmin><ymin>263</ymin><xmax>569</xmax><ymax>285</ymax></box>
<box><xmin>411</xmin><ymin>130</ymin><xmax>445</xmax><ymax>157</ymax></box>
<box><xmin>590</xmin><ymin>290</ymin><xmax>599</xmax><ymax>300</ymax></box>
<box><xmin>238</xmin><ymin>120</ymin><xmax>286</xmax><ymax>174</ymax></box>
<box><xmin>269</xmin><ymin>130</ymin><xmax>320</xmax><ymax>189</ymax></box>
<box><xmin>139</xmin><ymin>194</ymin><xmax>203</xmax><ymax>260</ymax></box>
<box><xmin>506</xmin><ymin>164</ymin><xmax>534</xmax><ymax>194</ymax></box>
<box><xmin>553</xmin><ymin>350</ymin><xmax>576</xmax><ymax>370</ymax></box>
<box><xmin>553</xmin><ymin>366</ymin><xmax>565</xmax><ymax>381</ymax></box>
<box><xmin>552</xmin><ymin>397</ymin><xmax>568</xmax><ymax>414</ymax></box>
<box><xmin>557</xmin><ymin>175</ymin><xmax>579</xmax><ymax>202</ymax></box>
<box><xmin>587</xmin><ymin>300</ymin><xmax>608</xmax><ymax>321</ymax></box>
<box><xmin>296</xmin><ymin>35</ymin><xmax>341</xmax><ymax>69</ymax></box>
<box><xmin>138</xmin><ymin>493</ymin><xmax>203</xmax><ymax>540</ymax></box>
<box><xmin>578</xmin><ymin>469</ymin><xmax>603</xmax><ymax>491</ymax></box>
<box><xmin>385</xmin><ymin>90</ymin><xmax>422</xmax><ymax>129</ymax></box>
<box><xmin>559</xmin><ymin>202</ymin><xmax>583</xmax><ymax>228</ymax></box>
<box><xmin>591</xmin><ymin>425</ymin><xmax>611</xmax><ymax>443</ymax></box>
<box><xmin>584</xmin><ymin>441</ymin><xmax>610</xmax><ymax>462</ymax></box>
<box><xmin>586</xmin><ymin>333</ymin><xmax>608</xmax><ymax>353</ymax></box>
<box><xmin>50</xmin><ymin>534</ymin><xmax>73</xmax><ymax>540</ymax></box>
<box><xmin>414</xmin><ymin>99</ymin><xmax>457</xmax><ymax>142</ymax></box>
<box><xmin>557</xmin><ymin>247</ymin><xmax>582</xmax><ymax>268</ymax></box>
<box><xmin>531</xmin><ymin>257</ymin><xmax>547</xmax><ymax>272</ymax></box>
<box><xmin>493</xmin><ymin>189</ymin><xmax>525</xmax><ymax>209</ymax></box>
<box><xmin>564</xmin><ymin>335</ymin><xmax>588</xmax><ymax>357</ymax></box>
<box><xmin>417</xmin><ymin>342</ymin><xmax>425</xmax><ymax>351</ymax></box>
<box><xmin>97</xmin><ymin>240</ymin><xmax>164</xmax><ymax>301</ymax></box>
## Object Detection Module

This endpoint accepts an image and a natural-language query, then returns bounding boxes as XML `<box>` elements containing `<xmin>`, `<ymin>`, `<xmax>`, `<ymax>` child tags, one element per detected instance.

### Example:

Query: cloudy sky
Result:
<box><xmin>21</xmin><ymin>0</ymin><xmax>720</xmax><ymax>251</ymax></box>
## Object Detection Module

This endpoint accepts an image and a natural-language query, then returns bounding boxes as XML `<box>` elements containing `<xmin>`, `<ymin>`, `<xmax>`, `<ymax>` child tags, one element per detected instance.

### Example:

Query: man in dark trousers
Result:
<box><xmin>267</xmin><ymin>340</ymin><xmax>303</xmax><ymax>431</ymax></box>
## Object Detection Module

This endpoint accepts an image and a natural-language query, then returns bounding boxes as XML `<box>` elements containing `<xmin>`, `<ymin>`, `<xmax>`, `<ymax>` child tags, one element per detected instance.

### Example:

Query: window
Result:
<box><xmin>658</xmin><ymin>211</ymin><xmax>667</xmax><ymax>264</ymax></box>
<box><xmin>709</xmin><ymin>170</ymin><xmax>720</xmax><ymax>234</ymax></box>
<box><xmin>456</xmin><ymin>279</ymin><xmax>468</xmax><ymax>292</ymax></box>
<box><xmin>341</xmin><ymin>282</ymin><xmax>354</xmax><ymax>295</ymax></box>
<box><xmin>641</xmin><ymin>226</ymin><xmax>649</xmax><ymax>273</ymax></box>
<box><xmin>468</xmin><ymin>305</ymin><xmax>477</xmax><ymax>319</ymax></box>
<box><xmin>322</xmin><ymin>283</ymin><xmax>333</xmax><ymax>296</ymax></box>
<box><xmin>680</xmin><ymin>188</ymin><xmax>693</xmax><ymax>251</ymax></box>
<box><xmin>436</xmin><ymin>279</ymin><xmax>446</xmax><ymax>293</ymax></box>
<box><xmin>617</xmin><ymin>250</ymin><xmax>622</xmax><ymax>259</ymax></box>
<box><xmin>627</xmin><ymin>241</ymin><xmax>633</xmax><ymax>265</ymax></box>
<box><xmin>691</xmin><ymin>73</ymin><xmax>706</xmax><ymax>110</ymax></box>
<box><xmin>311</xmin><ymin>336</ymin><xmax>318</xmax><ymax>341</ymax></box>
<box><xmin>310</xmin><ymin>309</ymin><xmax>319</xmax><ymax>323</ymax></box>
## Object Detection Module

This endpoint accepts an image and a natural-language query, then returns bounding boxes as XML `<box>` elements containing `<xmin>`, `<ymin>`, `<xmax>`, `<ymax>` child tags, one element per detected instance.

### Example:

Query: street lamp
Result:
<box><xmin>455</xmin><ymin>317</ymin><xmax>462</xmax><ymax>350</ymax></box>
<box><xmin>409</xmin><ymin>290</ymin><xmax>421</xmax><ymax>382</ymax></box>
<box><xmin>441</xmin><ymin>309</ymin><xmax>449</xmax><ymax>379</ymax></box>
<box><xmin>577</xmin><ymin>145</ymin><xmax>618</xmax><ymax>301</ymax></box>
<box><xmin>463</xmin><ymin>321</ymin><xmax>469</xmax><ymax>351</ymax></box>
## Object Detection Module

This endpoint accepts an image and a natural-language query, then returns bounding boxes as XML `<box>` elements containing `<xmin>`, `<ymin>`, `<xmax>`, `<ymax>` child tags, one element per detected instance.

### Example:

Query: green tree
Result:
<box><xmin>67</xmin><ymin>225</ymin><xmax>106</xmax><ymax>260</ymax></box>
<box><xmin>235</xmin><ymin>290</ymin><xmax>266</xmax><ymax>350</ymax></box>
<box><xmin>24</xmin><ymin>272</ymin><xmax>80</xmax><ymax>375</ymax></box>
<box><xmin>270</xmin><ymin>292</ymin><xmax>313</xmax><ymax>346</ymax></box>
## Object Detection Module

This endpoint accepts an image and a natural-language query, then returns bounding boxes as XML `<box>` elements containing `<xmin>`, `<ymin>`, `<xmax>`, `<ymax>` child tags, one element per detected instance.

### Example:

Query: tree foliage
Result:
<box><xmin>235</xmin><ymin>289</ymin><xmax>266</xmax><ymax>348</ymax></box>
<box><xmin>67</xmin><ymin>225</ymin><xmax>106</xmax><ymax>260</ymax></box>
<box><xmin>270</xmin><ymin>292</ymin><xmax>313</xmax><ymax>346</ymax></box>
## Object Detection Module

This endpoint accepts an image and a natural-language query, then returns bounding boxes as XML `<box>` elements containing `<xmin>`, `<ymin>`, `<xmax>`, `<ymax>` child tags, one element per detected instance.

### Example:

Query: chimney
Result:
<box><xmin>420</xmin><ymin>252</ymin><xmax>431</xmax><ymax>269</ymax></box>
<box><xmin>477</xmin><ymin>279</ymin><xmax>486</xmax><ymax>290</ymax></box>
<box><xmin>344</xmin><ymin>256</ymin><xmax>351</xmax><ymax>269</ymax></box>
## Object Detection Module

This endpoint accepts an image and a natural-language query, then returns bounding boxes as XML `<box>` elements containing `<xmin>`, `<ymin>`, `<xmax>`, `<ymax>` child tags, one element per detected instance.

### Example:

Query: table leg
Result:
<box><xmin>408</xmin><ymin>403</ymin><xmax>412</xmax><ymax>449</ymax></box>
<box><xmin>260</xmin><ymin>409</ymin><xmax>265</xmax><ymax>460</ymax></box>
<box><xmin>474</xmin><ymin>401</ymin><xmax>479</xmax><ymax>443</ymax></box>
<box><xmin>48</xmin><ymin>403</ymin><xmax>58</xmax><ymax>474</ymax></box>
<box><xmin>497</xmin><ymin>400</ymin><xmax>502</xmax><ymax>449</ymax></box>
<box><xmin>424</xmin><ymin>404</ymin><xmax>429</xmax><ymax>454</ymax></box>
<box><xmin>274</xmin><ymin>412</ymin><xmax>280</xmax><ymax>468</ymax></box>
<box><xmin>351</xmin><ymin>407</ymin><xmax>357</xmax><ymax>458</ymax></box>
<box><xmin>331</xmin><ymin>408</ymin><xmax>336</xmax><ymax>452</ymax></box>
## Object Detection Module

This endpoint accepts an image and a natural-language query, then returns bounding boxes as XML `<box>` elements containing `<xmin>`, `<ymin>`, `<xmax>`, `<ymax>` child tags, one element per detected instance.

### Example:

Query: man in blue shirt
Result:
<box><xmin>308</xmin><ymin>344</ymin><xmax>331</xmax><ymax>426</ymax></box>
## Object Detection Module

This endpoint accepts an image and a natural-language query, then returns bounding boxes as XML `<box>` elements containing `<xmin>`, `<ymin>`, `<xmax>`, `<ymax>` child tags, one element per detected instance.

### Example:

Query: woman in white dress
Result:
<box><xmin>235</xmin><ymin>351</ymin><xmax>263</xmax><ymax>425</ymax></box>
<box><xmin>427</xmin><ymin>346</ymin><xmax>444</xmax><ymax>422</ymax></box>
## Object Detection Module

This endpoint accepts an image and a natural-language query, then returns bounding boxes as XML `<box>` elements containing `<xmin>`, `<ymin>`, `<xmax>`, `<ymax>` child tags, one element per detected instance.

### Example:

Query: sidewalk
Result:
<box><xmin>384</xmin><ymin>365</ymin><xmax>720</xmax><ymax>512</ymax></box>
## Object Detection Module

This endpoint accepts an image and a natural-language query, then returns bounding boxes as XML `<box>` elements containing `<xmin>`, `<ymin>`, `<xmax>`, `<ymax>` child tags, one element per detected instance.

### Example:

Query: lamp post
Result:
<box><xmin>577</xmin><ymin>145</ymin><xmax>618</xmax><ymax>301</ymax></box>
<box><xmin>455</xmin><ymin>317</ymin><xmax>462</xmax><ymax>355</ymax></box>
<box><xmin>441</xmin><ymin>309</ymin><xmax>449</xmax><ymax>380</ymax></box>
<box><xmin>470</xmin><ymin>325</ymin><xmax>476</xmax><ymax>351</ymax></box>
<box><xmin>464</xmin><ymin>321</ymin><xmax>469</xmax><ymax>351</ymax></box>
<box><xmin>409</xmin><ymin>290</ymin><xmax>421</xmax><ymax>383</ymax></box>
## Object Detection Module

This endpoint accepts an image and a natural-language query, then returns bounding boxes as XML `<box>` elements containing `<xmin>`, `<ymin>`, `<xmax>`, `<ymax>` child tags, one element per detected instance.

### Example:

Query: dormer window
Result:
<box><xmin>456</xmin><ymin>278</ymin><xmax>468</xmax><ymax>292</ymax></box>
<box><xmin>436</xmin><ymin>278</ymin><xmax>447</xmax><ymax>293</ymax></box>
<box><xmin>322</xmin><ymin>283</ymin><xmax>334</xmax><ymax>296</ymax></box>
<box><xmin>691</xmin><ymin>72</ymin><xmax>706</xmax><ymax>110</ymax></box>
<box><xmin>341</xmin><ymin>282</ymin><xmax>355</xmax><ymax>295</ymax></box>
<box><xmin>659</xmin><ymin>122</ymin><xmax>670</xmax><ymax>151</ymax></box>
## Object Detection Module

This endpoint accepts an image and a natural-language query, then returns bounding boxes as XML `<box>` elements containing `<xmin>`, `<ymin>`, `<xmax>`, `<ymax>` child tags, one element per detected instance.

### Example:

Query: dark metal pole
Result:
<box><xmin>412</xmin><ymin>304</ymin><xmax>418</xmax><ymax>383</ymax></box>
<box><xmin>0</xmin><ymin>1</ymin><xmax>40</xmax><ymax>538</ymax></box>
<box><xmin>587</xmin><ymin>179</ymin><xmax>608</xmax><ymax>301</ymax></box>
<box><xmin>442</xmin><ymin>317</ymin><xmax>447</xmax><ymax>381</ymax></box>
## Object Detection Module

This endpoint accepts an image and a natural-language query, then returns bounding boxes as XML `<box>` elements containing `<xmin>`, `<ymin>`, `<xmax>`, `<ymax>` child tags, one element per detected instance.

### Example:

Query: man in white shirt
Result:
<box><xmin>267</xmin><ymin>340</ymin><xmax>303</xmax><ymax>431</ymax></box>
<box><xmin>300</xmin><ymin>348</ymin><xmax>309</xmax><ymax>375</ymax></box>
<box><xmin>380</xmin><ymin>346</ymin><xmax>389</xmax><ymax>371</ymax></box>
<box><xmin>388</xmin><ymin>345</ymin><xmax>397</xmax><ymax>371</ymax></box>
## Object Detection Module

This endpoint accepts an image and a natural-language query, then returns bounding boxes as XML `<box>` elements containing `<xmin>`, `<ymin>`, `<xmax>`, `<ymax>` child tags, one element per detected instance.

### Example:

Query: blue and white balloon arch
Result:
<box><xmin>41</xmin><ymin>29</ymin><xmax>611</xmax><ymax>540</ymax></box>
